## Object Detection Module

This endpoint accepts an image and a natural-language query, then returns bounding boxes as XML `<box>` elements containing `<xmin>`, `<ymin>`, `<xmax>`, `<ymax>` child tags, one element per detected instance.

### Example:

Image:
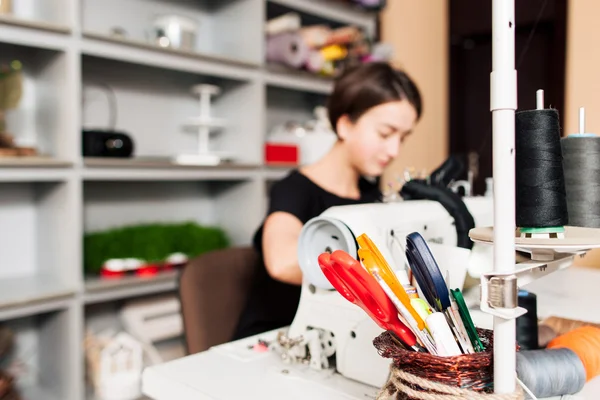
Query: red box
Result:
<box><xmin>265</xmin><ymin>143</ymin><xmax>299</xmax><ymax>165</ymax></box>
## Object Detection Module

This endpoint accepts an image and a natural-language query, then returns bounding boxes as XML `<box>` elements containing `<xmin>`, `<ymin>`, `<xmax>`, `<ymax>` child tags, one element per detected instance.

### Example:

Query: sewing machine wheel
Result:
<box><xmin>298</xmin><ymin>216</ymin><xmax>358</xmax><ymax>290</ymax></box>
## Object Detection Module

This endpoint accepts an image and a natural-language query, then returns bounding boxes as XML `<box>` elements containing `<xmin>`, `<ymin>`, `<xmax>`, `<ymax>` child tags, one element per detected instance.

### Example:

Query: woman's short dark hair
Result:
<box><xmin>327</xmin><ymin>62</ymin><xmax>422</xmax><ymax>134</ymax></box>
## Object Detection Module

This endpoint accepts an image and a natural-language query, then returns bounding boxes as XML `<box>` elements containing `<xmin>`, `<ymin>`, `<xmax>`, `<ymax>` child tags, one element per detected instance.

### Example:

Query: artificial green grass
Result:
<box><xmin>83</xmin><ymin>221</ymin><xmax>230</xmax><ymax>274</ymax></box>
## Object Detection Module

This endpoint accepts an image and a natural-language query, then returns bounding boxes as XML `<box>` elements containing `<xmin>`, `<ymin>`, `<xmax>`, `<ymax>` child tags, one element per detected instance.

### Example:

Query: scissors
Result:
<box><xmin>356</xmin><ymin>234</ymin><xmax>425</xmax><ymax>331</ymax></box>
<box><xmin>405</xmin><ymin>232</ymin><xmax>475</xmax><ymax>354</ymax></box>
<box><xmin>318</xmin><ymin>250</ymin><xmax>424</xmax><ymax>352</ymax></box>
<box><xmin>405</xmin><ymin>232</ymin><xmax>451</xmax><ymax>312</ymax></box>
<box><xmin>355</xmin><ymin>236</ymin><xmax>436</xmax><ymax>353</ymax></box>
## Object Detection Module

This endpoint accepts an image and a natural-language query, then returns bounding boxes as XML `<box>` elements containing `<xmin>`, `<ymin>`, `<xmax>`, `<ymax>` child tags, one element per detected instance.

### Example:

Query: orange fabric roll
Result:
<box><xmin>547</xmin><ymin>326</ymin><xmax>600</xmax><ymax>382</ymax></box>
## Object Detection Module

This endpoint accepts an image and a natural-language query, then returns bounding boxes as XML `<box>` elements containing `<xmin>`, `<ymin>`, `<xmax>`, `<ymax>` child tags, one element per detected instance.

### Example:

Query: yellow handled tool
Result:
<box><xmin>357</xmin><ymin>234</ymin><xmax>425</xmax><ymax>331</ymax></box>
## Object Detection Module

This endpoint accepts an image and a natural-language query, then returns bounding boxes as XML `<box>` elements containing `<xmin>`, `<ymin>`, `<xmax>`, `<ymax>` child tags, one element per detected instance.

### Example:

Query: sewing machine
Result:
<box><xmin>141</xmin><ymin>196</ymin><xmax>498</xmax><ymax>399</ymax></box>
<box><xmin>286</xmin><ymin>197</ymin><xmax>494</xmax><ymax>388</ymax></box>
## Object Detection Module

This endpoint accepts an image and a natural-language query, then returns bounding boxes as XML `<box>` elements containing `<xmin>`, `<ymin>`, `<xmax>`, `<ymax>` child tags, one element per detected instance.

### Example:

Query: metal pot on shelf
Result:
<box><xmin>149</xmin><ymin>15</ymin><xmax>198</xmax><ymax>51</ymax></box>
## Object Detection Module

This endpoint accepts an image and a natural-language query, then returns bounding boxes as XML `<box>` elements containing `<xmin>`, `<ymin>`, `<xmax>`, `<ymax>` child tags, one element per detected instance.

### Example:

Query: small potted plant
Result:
<box><xmin>0</xmin><ymin>59</ymin><xmax>36</xmax><ymax>157</ymax></box>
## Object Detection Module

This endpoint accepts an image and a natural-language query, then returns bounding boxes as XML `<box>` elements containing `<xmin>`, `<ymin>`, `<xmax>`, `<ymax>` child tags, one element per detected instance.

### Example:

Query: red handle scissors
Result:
<box><xmin>318</xmin><ymin>250</ymin><xmax>421</xmax><ymax>351</ymax></box>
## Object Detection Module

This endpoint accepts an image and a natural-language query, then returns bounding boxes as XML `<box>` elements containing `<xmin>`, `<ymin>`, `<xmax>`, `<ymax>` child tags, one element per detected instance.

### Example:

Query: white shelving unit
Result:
<box><xmin>0</xmin><ymin>0</ymin><xmax>378</xmax><ymax>398</ymax></box>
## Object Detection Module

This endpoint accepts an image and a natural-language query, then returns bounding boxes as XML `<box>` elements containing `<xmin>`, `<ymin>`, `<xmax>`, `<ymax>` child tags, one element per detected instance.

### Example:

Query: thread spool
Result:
<box><xmin>560</xmin><ymin>107</ymin><xmax>600</xmax><ymax>228</ymax></box>
<box><xmin>266</xmin><ymin>32</ymin><xmax>309</xmax><ymax>69</ymax></box>
<box><xmin>541</xmin><ymin>316</ymin><xmax>600</xmax><ymax>336</ymax></box>
<box><xmin>516</xmin><ymin>290</ymin><xmax>538</xmax><ymax>350</ymax></box>
<box><xmin>547</xmin><ymin>326</ymin><xmax>600</xmax><ymax>382</ymax></box>
<box><xmin>537</xmin><ymin>324</ymin><xmax>558</xmax><ymax>348</ymax></box>
<box><xmin>516</xmin><ymin>348</ymin><xmax>587</xmax><ymax>398</ymax></box>
<box><xmin>515</xmin><ymin>89</ymin><xmax>569</xmax><ymax>235</ymax></box>
<box><xmin>516</xmin><ymin>326</ymin><xmax>600</xmax><ymax>398</ymax></box>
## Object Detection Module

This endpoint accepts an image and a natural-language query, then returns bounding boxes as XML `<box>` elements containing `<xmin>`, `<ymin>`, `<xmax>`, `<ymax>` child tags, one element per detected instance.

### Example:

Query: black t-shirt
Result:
<box><xmin>232</xmin><ymin>169</ymin><xmax>382</xmax><ymax>340</ymax></box>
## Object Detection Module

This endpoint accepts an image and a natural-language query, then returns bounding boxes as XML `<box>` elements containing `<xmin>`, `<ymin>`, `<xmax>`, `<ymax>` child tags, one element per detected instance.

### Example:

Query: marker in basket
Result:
<box><xmin>411</xmin><ymin>298</ymin><xmax>433</xmax><ymax>323</ymax></box>
<box><xmin>426</xmin><ymin>312</ymin><xmax>462</xmax><ymax>357</ymax></box>
<box><xmin>441</xmin><ymin>269</ymin><xmax>474</xmax><ymax>352</ymax></box>
<box><xmin>370</xmin><ymin>269</ymin><xmax>437</xmax><ymax>354</ymax></box>
<box><xmin>448</xmin><ymin>297</ymin><xmax>475</xmax><ymax>354</ymax></box>
<box><xmin>451</xmin><ymin>289</ymin><xmax>485</xmax><ymax>352</ymax></box>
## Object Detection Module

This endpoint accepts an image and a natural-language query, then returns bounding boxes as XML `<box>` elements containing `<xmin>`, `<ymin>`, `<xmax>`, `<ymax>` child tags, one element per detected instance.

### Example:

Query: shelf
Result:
<box><xmin>0</xmin><ymin>15</ymin><xmax>70</xmax><ymax>50</ymax></box>
<box><xmin>84</xmin><ymin>157</ymin><xmax>259</xmax><ymax>169</ymax></box>
<box><xmin>81</xmin><ymin>55</ymin><xmax>264</xmax><ymax>165</ymax></box>
<box><xmin>81</xmin><ymin>32</ymin><xmax>259</xmax><ymax>81</ymax></box>
<box><xmin>0</xmin><ymin>157</ymin><xmax>72</xmax><ymax>168</ymax></box>
<box><xmin>86</xmin><ymin>386</ymin><xmax>152</xmax><ymax>400</ymax></box>
<box><xmin>20</xmin><ymin>385</ymin><xmax>60</xmax><ymax>400</ymax></box>
<box><xmin>0</xmin><ymin>158</ymin><xmax>72</xmax><ymax>181</ymax></box>
<box><xmin>267</xmin><ymin>0</ymin><xmax>377</xmax><ymax>30</ymax></box>
<box><xmin>264</xmin><ymin>64</ymin><xmax>334</xmax><ymax>95</ymax></box>
<box><xmin>263</xmin><ymin>165</ymin><xmax>293</xmax><ymax>181</ymax></box>
<box><xmin>82</xmin><ymin>158</ymin><xmax>260</xmax><ymax>181</ymax></box>
<box><xmin>0</xmin><ymin>158</ymin><xmax>72</xmax><ymax>183</ymax></box>
<box><xmin>0</xmin><ymin>42</ymin><xmax>71</xmax><ymax>159</ymax></box>
<box><xmin>0</xmin><ymin>275</ymin><xmax>76</xmax><ymax>321</ymax></box>
<box><xmin>0</xmin><ymin>14</ymin><xmax>70</xmax><ymax>34</ymax></box>
<box><xmin>84</xmin><ymin>271</ymin><xmax>180</xmax><ymax>305</ymax></box>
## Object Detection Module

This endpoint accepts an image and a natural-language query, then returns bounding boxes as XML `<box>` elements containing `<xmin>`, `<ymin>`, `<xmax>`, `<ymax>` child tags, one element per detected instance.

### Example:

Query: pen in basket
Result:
<box><xmin>405</xmin><ymin>232</ymin><xmax>484</xmax><ymax>355</ymax></box>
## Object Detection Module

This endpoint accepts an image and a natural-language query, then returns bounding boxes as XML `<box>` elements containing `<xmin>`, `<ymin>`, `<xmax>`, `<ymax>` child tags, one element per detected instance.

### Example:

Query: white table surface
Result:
<box><xmin>142</xmin><ymin>329</ymin><xmax>380</xmax><ymax>400</ymax></box>
<box><xmin>142</xmin><ymin>266</ymin><xmax>600</xmax><ymax>400</ymax></box>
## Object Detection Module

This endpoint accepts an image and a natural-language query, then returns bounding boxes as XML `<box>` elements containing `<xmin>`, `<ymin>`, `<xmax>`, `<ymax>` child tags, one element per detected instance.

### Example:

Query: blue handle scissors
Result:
<box><xmin>405</xmin><ymin>232</ymin><xmax>451</xmax><ymax>312</ymax></box>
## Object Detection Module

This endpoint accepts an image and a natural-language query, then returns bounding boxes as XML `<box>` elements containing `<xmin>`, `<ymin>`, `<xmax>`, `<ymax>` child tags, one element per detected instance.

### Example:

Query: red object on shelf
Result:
<box><xmin>265</xmin><ymin>143</ymin><xmax>299</xmax><ymax>165</ymax></box>
<box><xmin>136</xmin><ymin>264</ymin><xmax>160</xmax><ymax>277</ymax></box>
<box><xmin>100</xmin><ymin>269</ymin><xmax>125</xmax><ymax>279</ymax></box>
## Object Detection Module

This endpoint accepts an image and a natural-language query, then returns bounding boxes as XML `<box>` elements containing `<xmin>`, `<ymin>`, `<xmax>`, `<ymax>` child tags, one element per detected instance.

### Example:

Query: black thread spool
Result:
<box><xmin>515</xmin><ymin>107</ymin><xmax>569</xmax><ymax>234</ymax></box>
<box><xmin>560</xmin><ymin>107</ymin><xmax>600</xmax><ymax>228</ymax></box>
<box><xmin>516</xmin><ymin>290</ymin><xmax>539</xmax><ymax>350</ymax></box>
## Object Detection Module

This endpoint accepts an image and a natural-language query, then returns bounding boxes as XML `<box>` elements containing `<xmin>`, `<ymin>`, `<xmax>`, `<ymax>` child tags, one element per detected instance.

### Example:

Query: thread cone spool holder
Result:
<box><xmin>518</xmin><ymin>89</ymin><xmax>566</xmax><ymax>241</ymax></box>
<box><xmin>174</xmin><ymin>84</ymin><xmax>229</xmax><ymax>166</ymax></box>
<box><xmin>486</xmin><ymin>1</ymin><xmax>600</xmax><ymax>394</ymax></box>
<box><xmin>561</xmin><ymin>107</ymin><xmax>600</xmax><ymax>229</ymax></box>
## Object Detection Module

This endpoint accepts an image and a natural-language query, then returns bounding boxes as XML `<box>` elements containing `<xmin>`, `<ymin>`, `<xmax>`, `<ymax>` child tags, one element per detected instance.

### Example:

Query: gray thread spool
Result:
<box><xmin>516</xmin><ymin>348</ymin><xmax>586</xmax><ymax>399</ymax></box>
<box><xmin>561</xmin><ymin>107</ymin><xmax>600</xmax><ymax>228</ymax></box>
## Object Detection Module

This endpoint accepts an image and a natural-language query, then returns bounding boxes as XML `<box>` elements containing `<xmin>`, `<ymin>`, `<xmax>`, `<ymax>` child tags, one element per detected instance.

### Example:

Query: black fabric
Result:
<box><xmin>232</xmin><ymin>169</ymin><xmax>382</xmax><ymax>340</ymax></box>
<box><xmin>400</xmin><ymin>179</ymin><xmax>475</xmax><ymax>250</ymax></box>
<box><xmin>429</xmin><ymin>155</ymin><xmax>466</xmax><ymax>189</ymax></box>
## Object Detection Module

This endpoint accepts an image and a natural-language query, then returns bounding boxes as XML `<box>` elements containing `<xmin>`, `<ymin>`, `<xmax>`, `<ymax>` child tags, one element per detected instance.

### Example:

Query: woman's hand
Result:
<box><xmin>262</xmin><ymin>211</ymin><xmax>304</xmax><ymax>285</ymax></box>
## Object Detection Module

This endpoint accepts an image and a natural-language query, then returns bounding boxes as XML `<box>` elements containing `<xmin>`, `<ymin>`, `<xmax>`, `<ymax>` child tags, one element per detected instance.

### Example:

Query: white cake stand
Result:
<box><xmin>173</xmin><ymin>84</ymin><xmax>233</xmax><ymax>166</ymax></box>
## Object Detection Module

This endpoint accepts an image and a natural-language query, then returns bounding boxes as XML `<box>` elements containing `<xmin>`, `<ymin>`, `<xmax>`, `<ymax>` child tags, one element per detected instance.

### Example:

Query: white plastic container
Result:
<box><xmin>298</xmin><ymin>106</ymin><xmax>337</xmax><ymax>165</ymax></box>
<box><xmin>152</xmin><ymin>15</ymin><xmax>198</xmax><ymax>51</ymax></box>
<box><xmin>87</xmin><ymin>332</ymin><xmax>144</xmax><ymax>400</ymax></box>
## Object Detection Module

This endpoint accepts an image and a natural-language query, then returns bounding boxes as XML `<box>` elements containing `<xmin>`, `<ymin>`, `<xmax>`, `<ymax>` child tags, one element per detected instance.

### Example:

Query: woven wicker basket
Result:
<box><xmin>373</xmin><ymin>329</ymin><xmax>524</xmax><ymax>400</ymax></box>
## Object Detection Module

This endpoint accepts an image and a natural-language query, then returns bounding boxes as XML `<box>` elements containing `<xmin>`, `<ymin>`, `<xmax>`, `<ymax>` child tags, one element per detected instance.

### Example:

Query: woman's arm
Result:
<box><xmin>261</xmin><ymin>211</ymin><xmax>304</xmax><ymax>285</ymax></box>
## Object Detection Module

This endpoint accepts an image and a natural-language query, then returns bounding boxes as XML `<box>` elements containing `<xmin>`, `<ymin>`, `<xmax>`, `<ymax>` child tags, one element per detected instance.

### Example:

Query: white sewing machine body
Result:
<box><xmin>289</xmin><ymin>197</ymin><xmax>494</xmax><ymax>387</ymax></box>
<box><xmin>298</xmin><ymin>197</ymin><xmax>493</xmax><ymax>290</ymax></box>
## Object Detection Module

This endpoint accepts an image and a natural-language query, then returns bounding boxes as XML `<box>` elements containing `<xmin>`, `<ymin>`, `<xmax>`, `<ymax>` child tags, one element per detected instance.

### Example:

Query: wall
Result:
<box><xmin>564</xmin><ymin>0</ymin><xmax>598</xmax><ymax>136</ymax></box>
<box><xmin>380</xmin><ymin>1</ymin><xmax>449</xmax><ymax>186</ymax></box>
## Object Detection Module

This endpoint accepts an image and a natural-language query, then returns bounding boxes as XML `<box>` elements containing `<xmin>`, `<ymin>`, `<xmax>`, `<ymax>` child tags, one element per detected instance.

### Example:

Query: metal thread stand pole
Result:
<box><xmin>491</xmin><ymin>0</ymin><xmax>517</xmax><ymax>394</ymax></box>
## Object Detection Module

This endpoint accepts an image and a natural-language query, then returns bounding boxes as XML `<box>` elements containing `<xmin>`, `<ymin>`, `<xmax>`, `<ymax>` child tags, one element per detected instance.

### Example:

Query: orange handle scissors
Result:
<box><xmin>356</xmin><ymin>233</ymin><xmax>426</xmax><ymax>331</ymax></box>
<box><xmin>318</xmin><ymin>250</ymin><xmax>421</xmax><ymax>351</ymax></box>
